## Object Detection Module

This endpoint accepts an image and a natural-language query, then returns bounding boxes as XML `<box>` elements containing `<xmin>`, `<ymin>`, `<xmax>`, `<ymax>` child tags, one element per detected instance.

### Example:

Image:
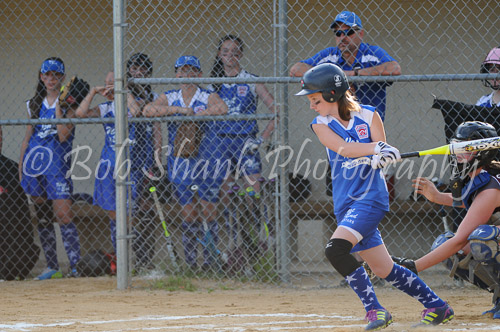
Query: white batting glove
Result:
<box><xmin>373</xmin><ymin>141</ymin><xmax>401</xmax><ymax>161</ymax></box>
<box><xmin>371</xmin><ymin>141</ymin><xmax>401</xmax><ymax>169</ymax></box>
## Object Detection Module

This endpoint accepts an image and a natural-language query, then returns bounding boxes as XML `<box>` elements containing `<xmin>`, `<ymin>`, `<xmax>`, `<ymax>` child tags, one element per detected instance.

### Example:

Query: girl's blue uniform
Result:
<box><xmin>21</xmin><ymin>99</ymin><xmax>74</xmax><ymax>199</ymax></box>
<box><xmin>311</xmin><ymin>105</ymin><xmax>389</xmax><ymax>252</ymax></box>
<box><xmin>205</xmin><ymin>70</ymin><xmax>262</xmax><ymax>180</ymax></box>
<box><xmin>163</xmin><ymin>87</ymin><xmax>219</xmax><ymax>205</ymax></box>
<box><xmin>93</xmin><ymin>101</ymin><xmax>141</xmax><ymax>211</ymax></box>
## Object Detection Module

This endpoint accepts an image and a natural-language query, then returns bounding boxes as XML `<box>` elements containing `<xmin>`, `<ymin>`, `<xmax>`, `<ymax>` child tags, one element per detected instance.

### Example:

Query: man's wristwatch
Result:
<box><xmin>354</xmin><ymin>68</ymin><xmax>360</xmax><ymax>76</ymax></box>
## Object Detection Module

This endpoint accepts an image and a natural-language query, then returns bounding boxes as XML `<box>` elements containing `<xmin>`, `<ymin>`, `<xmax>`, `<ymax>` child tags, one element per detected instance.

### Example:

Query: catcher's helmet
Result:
<box><xmin>295</xmin><ymin>63</ymin><xmax>349</xmax><ymax>103</ymax></box>
<box><xmin>127</xmin><ymin>53</ymin><xmax>153</xmax><ymax>75</ymax></box>
<box><xmin>451</xmin><ymin>121</ymin><xmax>498</xmax><ymax>178</ymax></box>
<box><xmin>480</xmin><ymin>47</ymin><xmax>500</xmax><ymax>89</ymax></box>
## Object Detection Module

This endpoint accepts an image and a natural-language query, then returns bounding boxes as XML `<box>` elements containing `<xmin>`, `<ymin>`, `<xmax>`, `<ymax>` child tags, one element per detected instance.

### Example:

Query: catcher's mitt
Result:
<box><xmin>59</xmin><ymin>76</ymin><xmax>90</xmax><ymax>109</ymax></box>
<box><xmin>173</xmin><ymin>121</ymin><xmax>203</xmax><ymax>158</ymax></box>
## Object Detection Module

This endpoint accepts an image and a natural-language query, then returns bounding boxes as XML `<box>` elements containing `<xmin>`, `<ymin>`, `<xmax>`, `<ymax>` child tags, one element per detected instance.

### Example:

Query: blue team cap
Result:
<box><xmin>174</xmin><ymin>55</ymin><xmax>201</xmax><ymax>70</ymax></box>
<box><xmin>41</xmin><ymin>59</ymin><xmax>65</xmax><ymax>74</ymax></box>
<box><xmin>330</xmin><ymin>11</ymin><xmax>363</xmax><ymax>30</ymax></box>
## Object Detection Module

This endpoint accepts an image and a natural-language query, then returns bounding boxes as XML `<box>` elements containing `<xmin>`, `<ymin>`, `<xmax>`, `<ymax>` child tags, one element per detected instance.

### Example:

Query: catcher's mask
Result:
<box><xmin>127</xmin><ymin>53</ymin><xmax>153</xmax><ymax>76</ymax></box>
<box><xmin>450</xmin><ymin>121</ymin><xmax>498</xmax><ymax>180</ymax></box>
<box><xmin>295</xmin><ymin>63</ymin><xmax>349</xmax><ymax>103</ymax></box>
<box><xmin>480</xmin><ymin>47</ymin><xmax>500</xmax><ymax>90</ymax></box>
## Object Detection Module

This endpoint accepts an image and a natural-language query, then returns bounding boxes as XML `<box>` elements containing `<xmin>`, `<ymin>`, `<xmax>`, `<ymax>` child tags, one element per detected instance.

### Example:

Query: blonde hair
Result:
<box><xmin>337</xmin><ymin>89</ymin><xmax>360</xmax><ymax>121</ymax></box>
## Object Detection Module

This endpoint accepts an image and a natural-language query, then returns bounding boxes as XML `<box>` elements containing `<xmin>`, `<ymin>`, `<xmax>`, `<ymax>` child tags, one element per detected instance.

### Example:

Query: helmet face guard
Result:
<box><xmin>480</xmin><ymin>47</ymin><xmax>500</xmax><ymax>90</ymax></box>
<box><xmin>295</xmin><ymin>63</ymin><xmax>350</xmax><ymax>103</ymax></box>
<box><xmin>450</xmin><ymin>121</ymin><xmax>498</xmax><ymax>180</ymax></box>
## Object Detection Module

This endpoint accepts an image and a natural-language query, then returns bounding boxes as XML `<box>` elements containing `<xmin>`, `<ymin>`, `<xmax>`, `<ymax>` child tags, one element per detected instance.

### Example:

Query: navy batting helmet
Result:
<box><xmin>451</xmin><ymin>121</ymin><xmax>498</xmax><ymax>178</ymax></box>
<box><xmin>295</xmin><ymin>63</ymin><xmax>349</xmax><ymax>103</ymax></box>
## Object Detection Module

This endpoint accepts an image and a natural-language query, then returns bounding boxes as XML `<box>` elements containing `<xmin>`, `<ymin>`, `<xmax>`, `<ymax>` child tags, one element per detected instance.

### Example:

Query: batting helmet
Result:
<box><xmin>127</xmin><ymin>53</ymin><xmax>153</xmax><ymax>76</ymax></box>
<box><xmin>451</xmin><ymin>121</ymin><xmax>498</xmax><ymax>178</ymax></box>
<box><xmin>295</xmin><ymin>63</ymin><xmax>349</xmax><ymax>103</ymax></box>
<box><xmin>480</xmin><ymin>47</ymin><xmax>500</xmax><ymax>89</ymax></box>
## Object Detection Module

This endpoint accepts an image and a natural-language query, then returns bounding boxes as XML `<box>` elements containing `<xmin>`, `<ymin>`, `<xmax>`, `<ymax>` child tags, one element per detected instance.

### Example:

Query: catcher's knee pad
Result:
<box><xmin>468</xmin><ymin>225</ymin><xmax>500</xmax><ymax>264</ymax></box>
<box><xmin>431</xmin><ymin>231</ymin><xmax>456</xmax><ymax>269</ymax></box>
<box><xmin>34</xmin><ymin>201</ymin><xmax>55</xmax><ymax>225</ymax></box>
<box><xmin>324</xmin><ymin>238</ymin><xmax>361</xmax><ymax>277</ymax></box>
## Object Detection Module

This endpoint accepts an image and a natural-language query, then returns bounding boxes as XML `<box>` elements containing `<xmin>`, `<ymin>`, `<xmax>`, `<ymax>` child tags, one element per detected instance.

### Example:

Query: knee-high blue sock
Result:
<box><xmin>182</xmin><ymin>221</ymin><xmax>199</xmax><ymax>267</ymax></box>
<box><xmin>109</xmin><ymin>219</ymin><xmax>117</xmax><ymax>253</ymax></box>
<box><xmin>37</xmin><ymin>223</ymin><xmax>59</xmax><ymax>270</ymax></box>
<box><xmin>346</xmin><ymin>266</ymin><xmax>384</xmax><ymax>312</ymax></box>
<box><xmin>202</xmin><ymin>220</ymin><xmax>219</xmax><ymax>265</ymax></box>
<box><xmin>384</xmin><ymin>263</ymin><xmax>446</xmax><ymax>308</ymax></box>
<box><xmin>59</xmin><ymin>222</ymin><xmax>81</xmax><ymax>268</ymax></box>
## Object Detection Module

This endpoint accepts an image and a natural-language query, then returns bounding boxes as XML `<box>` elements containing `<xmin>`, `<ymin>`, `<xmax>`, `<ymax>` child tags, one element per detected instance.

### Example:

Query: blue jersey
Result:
<box><xmin>301</xmin><ymin>43</ymin><xmax>397</xmax><ymax>121</ymax></box>
<box><xmin>163</xmin><ymin>87</ymin><xmax>212</xmax><ymax>185</ymax></box>
<box><xmin>23</xmin><ymin>99</ymin><xmax>74</xmax><ymax>176</ymax></box>
<box><xmin>207</xmin><ymin>70</ymin><xmax>258</xmax><ymax>135</ymax></box>
<box><xmin>476</xmin><ymin>93</ymin><xmax>500</xmax><ymax>107</ymax></box>
<box><xmin>97</xmin><ymin>101</ymin><xmax>140</xmax><ymax>171</ymax></box>
<box><xmin>311</xmin><ymin>105</ymin><xmax>389</xmax><ymax>216</ymax></box>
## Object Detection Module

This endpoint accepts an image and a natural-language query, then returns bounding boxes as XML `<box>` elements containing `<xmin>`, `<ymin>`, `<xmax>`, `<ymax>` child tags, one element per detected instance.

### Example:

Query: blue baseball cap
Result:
<box><xmin>330</xmin><ymin>11</ymin><xmax>363</xmax><ymax>30</ymax></box>
<box><xmin>41</xmin><ymin>59</ymin><xmax>65</xmax><ymax>74</ymax></box>
<box><xmin>174</xmin><ymin>55</ymin><xmax>201</xmax><ymax>70</ymax></box>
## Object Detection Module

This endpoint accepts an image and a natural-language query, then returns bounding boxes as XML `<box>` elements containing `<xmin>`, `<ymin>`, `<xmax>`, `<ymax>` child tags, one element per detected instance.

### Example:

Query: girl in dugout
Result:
<box><xmin>19</xmin><ymin>57</ymin><xmax>81</xmax><ymax>280</ymax></box>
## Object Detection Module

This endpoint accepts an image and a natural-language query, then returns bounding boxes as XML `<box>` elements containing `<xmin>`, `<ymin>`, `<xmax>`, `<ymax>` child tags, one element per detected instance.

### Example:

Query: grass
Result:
<box><xmin>149</xmin><ymin>276</ymin><xmax>197</xmax><ymax>292</ymax></box>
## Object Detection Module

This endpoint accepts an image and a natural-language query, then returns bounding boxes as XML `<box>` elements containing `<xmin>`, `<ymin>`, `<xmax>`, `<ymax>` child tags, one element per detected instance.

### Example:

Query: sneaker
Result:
<box><xmin>66</xmin><ymin>268</ymin><xmax>80</xmax><ymax>278</ymax></box>
<box><xmin>365</xmin><ymin>309</ymin><xmax>393</xmax><ymax>330</ymax></box>
<box><xmin>416</xmin><ymin>302</ymin><xmax>454</xmax><ymax>326</ymax></box>
<box><xmin>34</xmin><ymin>268</ymin><xmax>63</xmax><ymax>280</ymax></box>
<box><xmin>482</xmin><ymin>298</ymin><xmax>500</xmax><ymax>319</ymax></box>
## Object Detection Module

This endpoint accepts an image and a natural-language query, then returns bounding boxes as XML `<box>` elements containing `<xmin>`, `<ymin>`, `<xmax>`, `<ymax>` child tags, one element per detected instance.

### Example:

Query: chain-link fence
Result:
<box><xmin>1</xmin><ymin>1</ymin><xmax>499</xmax><ymax>288</ymax></box>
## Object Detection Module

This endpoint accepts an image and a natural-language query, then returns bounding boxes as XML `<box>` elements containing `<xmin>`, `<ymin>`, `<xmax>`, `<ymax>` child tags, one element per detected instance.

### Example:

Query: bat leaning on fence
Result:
<box><xmin>149</xmin><ymin>186</ymin><xmax>179</xmax><ymax>272</ymax></box>
<box><xmin>400</xmin><ymin>136</ymin><xmax>500</xmax><ymax>159</ymax></box>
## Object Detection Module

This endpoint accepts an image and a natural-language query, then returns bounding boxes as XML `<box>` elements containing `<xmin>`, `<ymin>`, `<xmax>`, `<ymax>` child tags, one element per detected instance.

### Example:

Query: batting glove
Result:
<box><xmin>371</xmin><ymin>141</ymin><xmax>401</xmax><ymax>169</ymax></box>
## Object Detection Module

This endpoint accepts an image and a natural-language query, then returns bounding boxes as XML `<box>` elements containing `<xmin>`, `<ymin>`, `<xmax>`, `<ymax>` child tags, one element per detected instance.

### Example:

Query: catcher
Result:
<box><xmin>395</xmin><ymin>121</ymin><xmax>500</xmax><ymax>319</ymax></box>
<box><xmin>143</xmin><ymin>55</ymin><xmax>228</xmax><ymax>271</ymax></box>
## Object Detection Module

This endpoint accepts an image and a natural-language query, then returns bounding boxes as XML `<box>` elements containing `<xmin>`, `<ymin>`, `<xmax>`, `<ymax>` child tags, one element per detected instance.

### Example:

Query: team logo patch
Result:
<box><xmin>355</xmin><ymin>124</ymin><xmax>368</xmax><ymax>139</ymax></box>
<box><xmin>237</xmin><ymin>86</ymin><xmax>248</xmax><ymax>96</ymax></box>
<box><xmin>193</xmin><ymin>106</ymin><xmax>205</xmax><ymax>114</ymax></box>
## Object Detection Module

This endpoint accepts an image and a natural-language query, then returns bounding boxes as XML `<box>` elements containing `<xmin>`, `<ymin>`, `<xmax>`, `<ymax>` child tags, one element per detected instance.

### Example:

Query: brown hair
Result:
<box><xmin>210</xmin><ymin>34</ymin><xmax>244</xmax><ymax>93</ymax></box>
<box><xmin>336</xmin><ymin>89</ymin><xmax>360</xmax><ymax>121</ymax></box>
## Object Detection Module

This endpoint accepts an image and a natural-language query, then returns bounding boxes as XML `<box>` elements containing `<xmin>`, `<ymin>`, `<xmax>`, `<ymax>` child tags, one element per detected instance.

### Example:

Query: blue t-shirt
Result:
<box><xmin>301</xmin><ymin>43</ymin><xmax>397</xmax><ymax>121</ymax></box>
<box><xmin>476</xmin><ymin>93</ymin><xmax>500</xmax><ymax>107</ymax></box>
<box><xmin>23</xmin><ymin>99</ymin><xmax>74</xmax><ymax>176</ymax></box>
<box><xmin>310</xmin><ymin>104</ymin><xmax>389</xmax><ymax>216</ymax></box>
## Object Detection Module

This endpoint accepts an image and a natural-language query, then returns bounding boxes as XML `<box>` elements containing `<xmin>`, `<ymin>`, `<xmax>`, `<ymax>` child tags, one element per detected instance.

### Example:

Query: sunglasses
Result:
<box><xmin>334</xmin><ymin>28</ymin><xmax>358</xmax><ymax>37</ymax></box>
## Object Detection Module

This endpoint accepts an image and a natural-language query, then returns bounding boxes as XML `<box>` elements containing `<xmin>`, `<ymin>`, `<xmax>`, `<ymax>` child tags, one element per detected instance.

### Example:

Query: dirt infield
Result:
<box><xmin>0</xmin><ymin>277</ymin><xmax>498</xmax><ymax>332</ymax></box>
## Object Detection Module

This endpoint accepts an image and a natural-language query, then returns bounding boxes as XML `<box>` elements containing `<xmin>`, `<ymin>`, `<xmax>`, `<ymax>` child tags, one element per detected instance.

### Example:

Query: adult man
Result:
<box><xmin>290</xmin><ymin>11</ymin><xmax>401</xmax><ymax>121</ymax></box>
